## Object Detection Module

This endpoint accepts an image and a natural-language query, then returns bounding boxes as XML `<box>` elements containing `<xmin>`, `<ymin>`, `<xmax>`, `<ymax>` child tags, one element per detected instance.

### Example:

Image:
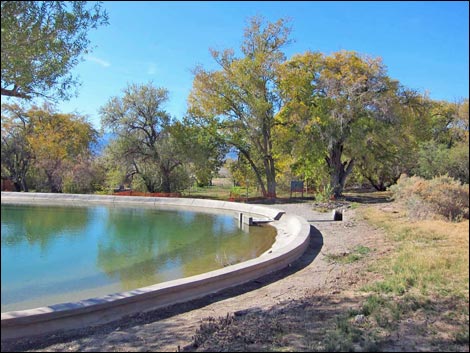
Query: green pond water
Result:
<box><xmin>1</xmin><ymin>203</ymin><xmax>276</xmax><ymax>313</ymax></box>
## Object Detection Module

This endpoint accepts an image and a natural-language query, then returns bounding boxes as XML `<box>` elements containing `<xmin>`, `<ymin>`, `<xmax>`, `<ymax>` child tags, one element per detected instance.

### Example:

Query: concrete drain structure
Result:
<box><xmin>1</xmin><ymin>192</ymin><xmax>310</xmax><ymax>341</ymax></box>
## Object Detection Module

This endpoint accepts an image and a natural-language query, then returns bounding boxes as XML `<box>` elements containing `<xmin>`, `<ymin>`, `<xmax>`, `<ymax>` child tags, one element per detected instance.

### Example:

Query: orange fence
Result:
<box><xmin>113</xmin><ymin>190</ymin><xmax>182</xmax><ymax>198</ymax></box>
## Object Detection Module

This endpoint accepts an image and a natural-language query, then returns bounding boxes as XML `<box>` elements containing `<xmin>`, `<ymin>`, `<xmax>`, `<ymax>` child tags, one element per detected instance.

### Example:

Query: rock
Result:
<box><xmin>354</xmin><ymin>314</ymin><xmax>366</xmax><ymax>324</ymax></box>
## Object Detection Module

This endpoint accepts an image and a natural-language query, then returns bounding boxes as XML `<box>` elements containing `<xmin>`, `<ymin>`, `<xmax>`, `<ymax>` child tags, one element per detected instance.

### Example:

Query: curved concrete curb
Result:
<box><xmin>1</xmin><ymin>192</ymin><xmax>311</xmax><ymax>341</ymax></box>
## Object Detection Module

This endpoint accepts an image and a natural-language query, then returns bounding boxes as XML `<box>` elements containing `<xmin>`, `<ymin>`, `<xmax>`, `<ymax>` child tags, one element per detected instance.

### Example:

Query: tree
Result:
<box><xmin>280</xmin><ymin>50</ymin><xmax>407</xmax><ymax>197</ymax></box>
<box><xmin>352</xmin><ymin>117</ymin><xmax>416</xmax><ymax>191</ymax></box>
<box><xmin>100</xmin><ymin>83</ymin><xmax>188</xmax><ymax>193</ymax></box>
<box><xmin>1</xmin><ymin>1</ymin><xmax>108</xmax><ymax>100</ymax></box>
<box><xmin>173</xmin><ymin>117</ymin><xmax>229</xmax><ymax>187</ymax></box>
<box><xmin>415</xmin><ymin>99</ymin><xmax>469</xmax><ymax>184</ymax></box>
<box><xmin>188</xmin><ymin>17</ymin><xmax>291</xmax><ymax>198</ymax></box>
<box><xmin>61</xmin><ymin>155</ymin><xmax>106</xmax><ymax>194</ymax></box>
<box><xmin>1</xmin><ymin>102</ymin><xmax>97</xmax><ymax>192</ymax></box>
<box><xmin>228</xmin><ymin>154</ymin><xmax>258</xmax><ymax>189</ymax></box>
<box><xmin>348</xmin><ymin>91</ymin><xmax>431</xmax><ymax>191</ymax></box>
<box><xmin>1</xmin><ymin>103</ymin><xmax>33</xmax><ymax>191</ymax></box>
<box><xmin>26</xmin><ymin>104</ymin><xmax>97</xmax><ymax>192</ymax></box>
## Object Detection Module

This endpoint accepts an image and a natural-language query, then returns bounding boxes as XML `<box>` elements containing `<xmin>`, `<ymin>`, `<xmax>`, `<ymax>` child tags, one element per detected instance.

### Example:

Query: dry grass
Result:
<box><xmin>360</xmin><ymin>206</ymin><xmax>469</xmax><ymax>297</ymax></box>
<box><xmin>358</xmin><ymin>204</ymin><xmax>469</xmax><ymax>351</ymax></box>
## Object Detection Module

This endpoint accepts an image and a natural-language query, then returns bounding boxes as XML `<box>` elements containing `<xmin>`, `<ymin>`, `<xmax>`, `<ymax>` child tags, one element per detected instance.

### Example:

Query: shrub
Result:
<box><xmin>416</xmin><ymin>141</ymin><xmax>469</xmax><ymax>184</ymax></box>
<box><xmin>315</xmin><ymin>184</ymin><xmax>334</xmax><ymax>202</ymax></box>
<box><xmin>390</xmin><ymin>174</ymin><xmax>469</xmax><ymax>221</ymax></box>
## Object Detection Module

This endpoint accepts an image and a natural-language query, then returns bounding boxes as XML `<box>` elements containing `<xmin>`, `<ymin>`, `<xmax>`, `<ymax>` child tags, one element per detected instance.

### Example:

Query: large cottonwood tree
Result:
<box><xmin>280</xmin><ymin>50</ymin><xmax>408</xmax><ymax>197</ymax></box>
<box><xmin>188</xmin><ymin>17</ymin><xmax>291</xmax><ymax>198</ymax></box>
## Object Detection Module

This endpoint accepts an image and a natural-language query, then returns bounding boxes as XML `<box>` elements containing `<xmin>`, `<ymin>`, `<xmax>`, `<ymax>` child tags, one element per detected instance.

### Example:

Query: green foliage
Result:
<box><xmin>413</xmin><ymin>99</ymin><xmax>469</xmax><ymax>184</ymax></box>
<box><xmin>352</xmin><ymin>103</ymin><xmax>425</xmax><ymax>191</ymax></box>
<box><xmin>390</xmin><ymin>174</ymin><xmax>469</xmax><ymax>221</ymax></box>
<box><xmin>3</xmin><ymin>9</ymin><xmax>467</xmax><ymax>203</ymax></box>
<box><xmin>99</xmin><ymin>139</ymin><xmax>133</xmax><ymax>193</ymax></box>
<box><xmin>279</xmin><ymin>50</ymin><xmax>411</xmax><ymax>197</ymax></box>
<box><xmin>100</xmin><ymin>82</ymin><xmax>189</xmax><ymax>193</ymax></box>
<box><xmin>315</xmin><ymin>184</ymin><xmax>333</xmax><ymax>202</ymax></box>
<box><xmin>1</xmin><ymin>103</ymin><xmax>33</xmax><ymax>191</ymax></box>
<box><xmin>227</xmin><ymin>155</ymin><xmax>257</xmax><ymax>188</ymax></box>
<box><xmin>188</xmin><ymin>16</ymin><xmax>292</xmax><ymax>197</ymax></box>
<box><xmin>416</xmin><ymin>141</ymin><xmax>469</xmax><ymax>184</ymax></box>
<box><xmin>325</xmin><ymin>245</ymin><xmax>371</xmax><ymax>264</ymax></box>
<box><xmin>416</xmin><ymin>142</ymin><xmax>449</xmax><ymax>179</ymax></box>
<box><xmin>1</xmin><ymin>1</ymin><xmax>108</xmax><ymax>100</ymax></box>
<box><xmin>172</xmin><ymin>118</ymin><xmax>228</xmax><ymax>187</ymax></box>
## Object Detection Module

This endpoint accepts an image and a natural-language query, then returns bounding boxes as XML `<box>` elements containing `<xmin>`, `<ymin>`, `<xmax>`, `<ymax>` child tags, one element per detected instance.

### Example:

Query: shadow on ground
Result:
<box><xmin>344</xmin><ymin>194</ymin><xmax>392</xmax><ymax>205</ymax></box>
<box><xmin>182</xmin><ymin>291</ymin><xmax>470</xmax><ymax>352</ymax></box>
<box><xmin>1</xmin><ymin>226</ymin><xmax>324</xmax><ymax>352</ymax></box>
<box><xmin>248</xmin><ymin>190</ymin><xmax>392</xmax><ymax>206</ymax></box>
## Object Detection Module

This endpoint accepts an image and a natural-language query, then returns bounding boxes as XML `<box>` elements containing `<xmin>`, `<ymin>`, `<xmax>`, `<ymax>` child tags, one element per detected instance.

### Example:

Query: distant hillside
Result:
<box><xmin>91</xmin><ymin>132</ymin><xmax>115</xmax><ymax>154</ymax></box>
<box><xmin>91</xmin><ymin>134</ymin><xmax>239</xmax><ymax>159</ymax></box>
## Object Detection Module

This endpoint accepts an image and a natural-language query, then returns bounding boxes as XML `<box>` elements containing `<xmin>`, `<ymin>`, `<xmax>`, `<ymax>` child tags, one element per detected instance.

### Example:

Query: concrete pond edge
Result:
<box><xmin>1</xmin><ymin>192</ymin><xmax>311</xmax><ymax>341</ymax></box>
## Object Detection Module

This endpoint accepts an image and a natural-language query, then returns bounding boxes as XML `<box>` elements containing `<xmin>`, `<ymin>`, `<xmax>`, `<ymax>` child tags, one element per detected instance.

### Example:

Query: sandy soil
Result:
<box><xmin>2</xmin><ymin>201</ymin><xmax>395</xmax><ymax>352</ymax></box>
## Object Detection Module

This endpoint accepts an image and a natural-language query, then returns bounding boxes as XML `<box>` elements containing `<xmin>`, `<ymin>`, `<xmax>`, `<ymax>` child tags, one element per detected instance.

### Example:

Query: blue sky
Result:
<box><xmin>51</xmin><ymin>1</ymin><xmax>469</xmax><ymax>128</ymax></box>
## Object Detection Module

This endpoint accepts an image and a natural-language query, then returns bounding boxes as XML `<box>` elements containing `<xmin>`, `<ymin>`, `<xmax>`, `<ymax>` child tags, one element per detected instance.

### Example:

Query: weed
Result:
<box><xmin>315</xmin><ymin>184</ymin><xmax>334</xmax><ymax>203</ymax></box>
<box><xmin>454</xmin><ymin>327</ymin><xmax>469</xmax><ymax>344</ymax></box>
<box><xmin>349</xmin><ymin>202</ymin><xmax>360</xmax><ymax>210</ymax></box>
<box><xmin>320</xmin><ymin>314</ymin><xmax>383</xmax><ymax>352</ymax></box>
<box><xmin>325</xmin><ymin>245</ymin><xmax>372</xmax><ymax>264</ymax></box>
<box><xmin>362</xmin><ymin>295</ymin><xmax>385</xmax><ymax>316</ymax></box>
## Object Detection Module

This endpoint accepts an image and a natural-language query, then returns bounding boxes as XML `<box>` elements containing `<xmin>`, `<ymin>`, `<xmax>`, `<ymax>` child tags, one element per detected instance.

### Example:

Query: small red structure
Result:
<box><xmin>1</xmin><ymin>178</ymin><xmax>15</xmax><ymax>191</ymax></box>
<box><xmin>113</xmin><ymin>190</ymin><xmax>182</xmax><ymax>198</ymax></box>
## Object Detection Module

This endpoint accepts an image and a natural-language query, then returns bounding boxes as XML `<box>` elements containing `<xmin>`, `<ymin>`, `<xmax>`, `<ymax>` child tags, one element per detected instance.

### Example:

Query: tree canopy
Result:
<box><xmin>1</xmin><ymin>14</ymin><xmax>467</xmax><ymax>198</ymax></box>
<box><xmin>189</xmin><ymin>17</ymin><xmax>291</xmax><ymax>197</ymax></box>
<box><xmin>279</xmin><ymin>50</ymin><xmax>413</xmax><ymax>197</ymax></box>
<box><xmin>1</xmin><ymin>102</ymin><xmax>97</xmax><ymax>192</ymax></box>
<box><xmin>100</xmin><ymin>82</ymin><xmax>189</xmax><ymax>193</ymax></box>
<box><xmin>1</xmin><ymin>1</ymin><xmax>108</xmax><ymax>100</ymax></box>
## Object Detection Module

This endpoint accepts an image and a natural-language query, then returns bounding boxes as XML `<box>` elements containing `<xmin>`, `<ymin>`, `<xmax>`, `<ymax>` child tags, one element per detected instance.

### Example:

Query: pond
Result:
<box><xmin>1</xmin><ymin>203</ymin><xmax>276</xmax><ymax>312</ymax></box>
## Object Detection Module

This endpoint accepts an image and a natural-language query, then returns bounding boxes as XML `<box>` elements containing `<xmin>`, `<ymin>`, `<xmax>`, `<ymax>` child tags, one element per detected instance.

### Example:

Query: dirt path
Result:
<box><xmin>4</xmin><ymin>201</ymin><xmax>390</xmax><ymax>352</ymax></box>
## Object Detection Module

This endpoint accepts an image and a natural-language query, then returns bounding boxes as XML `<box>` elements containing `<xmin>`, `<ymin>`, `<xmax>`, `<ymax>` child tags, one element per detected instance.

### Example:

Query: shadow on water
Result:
<box><xmin>1</xmin><ymin>225</ymin><xmax>324</xmax><ymax>352</ymax></box>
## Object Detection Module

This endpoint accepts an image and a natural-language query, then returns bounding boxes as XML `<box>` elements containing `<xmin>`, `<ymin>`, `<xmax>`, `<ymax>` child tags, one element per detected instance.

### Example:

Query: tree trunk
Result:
<box><xmin>45</xmin><ymin>171</ymin><xmax>60</xmax><ymax>193</ymax></box>
<box><xmin>366</xmin><ymin>176</ymin><xmax>386</xmax><ymax>191</ymax></box>
<box><xmin>262</xmin><ymin>120</ymin><xmax>276</xmax><ymax>198</ymax></box>
<box><xmin>238</xmin><ymin>149</ymin><xmax>267</xmax><ymax>197</ymax></box>
<box><xmin>13</xmin><ymin>181</ymin><xmax>22</xmax><ymax>192</ymax></box>
<box><xmin>160</xmin><ymin>166</ymin><xmax>172</xmax><ymax>193</ymax></box>
<box><xmin>326</xmin><ymin>142</ymin><xmax>355</xmax><ymax>198</ymax></box>
<box><xmin>20</xmin><ymin>176</ymin><xmax>28</xmax><ymax>192</ymax></box>
<box><xmin>265</xmin><ymin>156</ymin><xmax>276</xmax><ymax>198</ymax></box>
<box><xmin>142</xmin><ymin>175</ymin><xmax>156</xmax><ymax>193</ymax></box>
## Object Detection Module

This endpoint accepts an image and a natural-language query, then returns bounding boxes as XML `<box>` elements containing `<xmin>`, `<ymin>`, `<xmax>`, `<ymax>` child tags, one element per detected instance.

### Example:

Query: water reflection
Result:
<box><xmin>1</xmin><ymin>204</ymin><xmax>89</xmax><ymax>252</ymax></box>
<box><xmin>1</xmin><ymin>204</ymin><xmax>275</xmax><ymax>311</ymax></box>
